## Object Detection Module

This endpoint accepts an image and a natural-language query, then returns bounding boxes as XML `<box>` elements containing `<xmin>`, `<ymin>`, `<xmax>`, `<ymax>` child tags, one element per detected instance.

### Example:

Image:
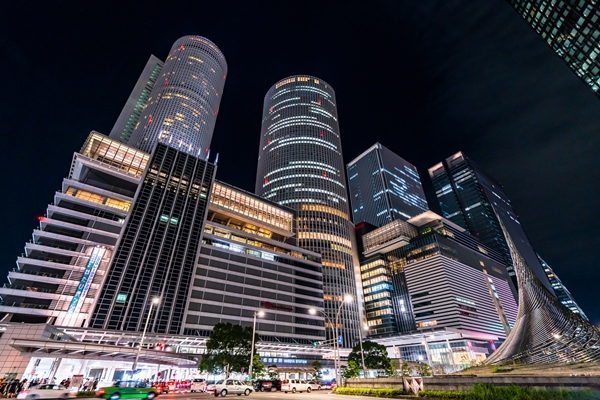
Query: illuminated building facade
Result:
<box><xmin>508</xmin><ymin>0</ymin><xmax>600</xmax><ymax>97</ymax></box>
<box><xmin>0</xmin><ymin>132</ymin><xmax>149</xmax><ymax>327</ymax></box>
<box><xmin>347</xmin><ymin>143</ymin><xmax>428</xmax><ymax>227</ymax></box>
<box><xmin>538</xmin><ymin>254</ymin><xmax>588</xmax><ymax>320</ymax></box>
<box><xmin>358</xmin><ymin>211</ymin><xmax>517</xmax><ymax>340</ymax></box>
<box><xmin>255</xmin><ymin>76</ymin><xmax>361</xmax><ymax>347</ymax></box>
<box><xmin>428</xmin><ymin>152</ymin><xmax>553</xmax><ymax>297</ymax></box>
<box><xmin>109</xmin><ymin>56</ymin><xmax>163</xmax><ymax>145</ymax></box>
<box><xmin>184</xmin><ymin>181</ymin><xmax>327</xmax><ymax>349</ymax></box>
<box><xmin>127</xmin><ymin>36</ymin><xmax>227</xmax><ymax>158</ymax></box>
<box><xmin>89</xmin><ymin>143</ymin><xmax>215</xmax><ymax>334</ymax></box>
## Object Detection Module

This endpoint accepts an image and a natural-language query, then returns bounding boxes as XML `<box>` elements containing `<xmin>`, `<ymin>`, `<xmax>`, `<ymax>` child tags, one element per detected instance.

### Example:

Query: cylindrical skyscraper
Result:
<box><xmin>255</xmin><ymin>75</ymin><xmax>360</xmax><ymax>347</ymax></box>
<box><xmin>128</xmin><ymin>36</ymin><xmax>227</xmax><ymax>157</ymax></box>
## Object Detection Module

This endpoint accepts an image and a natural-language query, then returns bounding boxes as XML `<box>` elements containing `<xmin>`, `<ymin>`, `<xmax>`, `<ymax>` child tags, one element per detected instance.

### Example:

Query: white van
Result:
<box><xmin>190</xmin><ymin>379</ymin><xmax>206</xmax><ymax>392</ymax></box>
<box><xmin>281</xmin><ymin>379</ymin><xmax>311</xmax><ymax>393</ymax></box>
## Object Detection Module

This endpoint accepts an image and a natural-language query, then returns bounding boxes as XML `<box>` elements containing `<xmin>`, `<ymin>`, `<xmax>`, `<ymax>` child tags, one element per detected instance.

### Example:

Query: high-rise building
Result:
<box><xmin>538</xmin><ymin>254</ymin><xmax>588</xmax><ymax>320</ymax></box>
<box><xmin>89</xmin><ymin>142</ymin><xmax>215</xmax><ymax>334</ymax></box>
<box><xmin>357</xmin><ymin>211</ymin><xmax>517</xmax><ymax>340</ymax></box>
<box><xmin>126</xmin><ymin>36</ymin><xmax>227</xmax><ymax>158</ymax></box>
<box><xmin>347</xmin><ymin>142</ymin><xmax>428</xmax><ymax>227</ymax></box>
<box><xmin>508</xmin><ymin>0</ymin><xmax>600</xmax><ymax>98</ymax></box>
<box><xmin>0</xmin><ymin>132</ymin><xmax>148</xmax><ymax>327</ymax></box>
<box><xmin>109</xmin><ymin>56</ymin><xmax>163</xmax><ymax>144</ymax></box>
<box><xmin>185</xmin><ymin>181</ymin><xmax>326</xmax><ymax>349</ymax></box>
<box><xmin>255</xmin><ymin>75</ymin><xmax>361</xmax><ymax>347</ymax></box>
<box><xmin>428</xmin><ymin>151</ymin><xmax>553</xmax><ymax>297</ymax></box>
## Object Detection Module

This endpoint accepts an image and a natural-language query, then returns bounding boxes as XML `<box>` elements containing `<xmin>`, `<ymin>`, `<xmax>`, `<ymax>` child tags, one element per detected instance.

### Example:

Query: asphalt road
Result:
<box><xmin>159</xmin><ymin>389</ymin><xmax>347</xmax><ymax>400</ymax></box>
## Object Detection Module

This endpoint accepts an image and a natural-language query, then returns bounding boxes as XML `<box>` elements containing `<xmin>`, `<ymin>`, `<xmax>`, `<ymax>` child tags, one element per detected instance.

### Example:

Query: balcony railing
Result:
<box><xmin>0</xmin><ymin>301</ymin><xmax>50</xmax><ymax>309</ymax></box>
<box><xmin>2</xmin><ymin>284</ymin><xmax>57</xmax><ymax>294</ymax></box>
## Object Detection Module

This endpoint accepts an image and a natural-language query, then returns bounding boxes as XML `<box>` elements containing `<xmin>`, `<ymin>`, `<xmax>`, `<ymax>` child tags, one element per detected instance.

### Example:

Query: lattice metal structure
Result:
<box><xmin>486</xmin><ymin>219</ymin><xmax>600</xmax><ymax>364</ymax></box>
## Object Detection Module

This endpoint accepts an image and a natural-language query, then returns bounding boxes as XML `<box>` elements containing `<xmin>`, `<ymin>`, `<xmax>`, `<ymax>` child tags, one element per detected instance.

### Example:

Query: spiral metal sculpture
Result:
<box><xmin>485</xmin><ymin>219</ymin><xmax>600</xmax><ymax>364</ymax></box>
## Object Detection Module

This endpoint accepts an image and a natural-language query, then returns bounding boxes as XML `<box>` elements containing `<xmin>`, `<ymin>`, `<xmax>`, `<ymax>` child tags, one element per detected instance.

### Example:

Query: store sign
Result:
<box><xmin>260</xmin><ymin>301</ymin><xmax>293</xmax><ymax>312</ymax></box>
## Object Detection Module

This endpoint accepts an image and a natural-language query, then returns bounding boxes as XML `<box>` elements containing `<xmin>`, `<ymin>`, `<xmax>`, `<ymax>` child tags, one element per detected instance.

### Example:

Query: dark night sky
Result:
<box><xmin>1</xmin><ymin>2</ymin><xmax>599</xmax><ymax>324</ymax></box>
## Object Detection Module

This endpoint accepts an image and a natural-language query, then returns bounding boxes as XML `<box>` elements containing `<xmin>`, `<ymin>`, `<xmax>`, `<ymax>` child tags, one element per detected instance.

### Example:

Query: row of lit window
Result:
<box><xmin>364</xmin><ymin>291</ymin><xmax>390</xmax><ymax>302</ymax></box>
<box><xmin>65</xmin><ymin>187</ymin><xmax>131</xmax><ymax>212</ymax></box>
<box><xmin>301</xmin><ymin>204</ymin><xmax>348</xmax><ymax>219</ymax></box>
<box><xmin>366</xmin><ymin>299</ymin><xmax>392</xmax><ymax>310</ymax></box>
<box><xmin>297</xmin><ymin>231</ymin><xmax>351</xmax><ymax>247</ymax></box>
<box><xmin>361</xmin><ymin>268</ymin><xmax>388</xmax><ymax>280</ymax></box>
<box><xmin>366</xmin><ymin>308</ymin><xmax>392</xmax><ymax>318</ymax></box>
<box><xmin>330</xmin><ymin>243</ymin><xmax>353</xmax><ymax>256</ymax></box>
<box><xmin>263</xmin><ymin>172</ymin><xmax>344</xmax><ymax>189</ymax></box>
<box><xmin>363</xmin><ymin>283</ymin><xmax>392</xmax><ymax>295</ymax></box>
<box><xmin>363</xmin><ymin>275</ymin><xmax>389</xmax><ymax>287</ymax></box>
<box><xmin>360</xmin><ymin>259</ymin><xmax>385</xmax><ymax>272</ymax></box>
<box><xmin>266</xmin><ymin>118</ymin><xmax>335</xmax><ymax>137</ymax></box>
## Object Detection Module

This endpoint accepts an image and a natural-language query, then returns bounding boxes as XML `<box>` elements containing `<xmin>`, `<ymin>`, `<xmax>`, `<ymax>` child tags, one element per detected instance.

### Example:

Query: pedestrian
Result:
<box><xmin>17</xmin><ymin>380</ymin><xmax>27</xmax><ymax>396</ymax></box>
<box><xmin>7</xmin><ymin>379</ymin><xmax>18</xmax><ymax>398</ymax></box>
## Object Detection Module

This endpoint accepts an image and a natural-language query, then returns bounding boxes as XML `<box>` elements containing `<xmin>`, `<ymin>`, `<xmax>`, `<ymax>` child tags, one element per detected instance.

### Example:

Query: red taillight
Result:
<box><xmin>96</xmin><ymin>389</ymin><xmax>105</xmax><ymax>396</ymax></box>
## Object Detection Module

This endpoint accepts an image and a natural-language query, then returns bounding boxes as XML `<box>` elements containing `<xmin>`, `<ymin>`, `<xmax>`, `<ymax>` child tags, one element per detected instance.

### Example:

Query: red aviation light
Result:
<box><xmin>179</xmin><ymin>44</ymin><xmax>185</xmax><ymax>50</ymax></box>
<box><xmin>165</xmin><ymin>79</ymin><xmax>169</xmax><ymax>85</ymax></box>
<box><xmin>214</xmin><ymin>110</ymin><xmax>218</xmax><ymax>115</ymax></box>
<box><xmin>269</xmin><ymin>106</ymin><xmax>274</xmax><ymax>113</ymax></box>
<box><xmin>148</xmin><ymin>115</ymin><xmax>153</xmax><ymax>124</ymax></box>
<box><xmin>264</xmin><ymin>178</ymin><xmax>269</xmax><ymax>184</ymax></box>
<box><xmin>317</xmin><ymin>99</ymin><xmax>322</xmax><ymax>105</ymax></box>
<box><xmin>267</xmin><ymin>138</ymin><xmax>271</xmax><ymax>145</ymax></box>
<box><xmin>37</xmin><ymin>216</ymin><xmax>45</xmax><ymax>221</ymax></box>
<box><xmin>320</xmin><ymin>132</ymin><xmax>324</xmax><ymax>137</ymax></box>
<box><xmin>323</xmin><ymin>172</ymin><xmax>327</xmax><ymax>177</ymax></box>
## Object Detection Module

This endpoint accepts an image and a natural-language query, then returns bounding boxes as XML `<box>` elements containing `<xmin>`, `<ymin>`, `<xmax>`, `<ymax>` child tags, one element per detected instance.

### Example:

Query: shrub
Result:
<box><xmin>418</xmin><ymin>383</ymin><xmax>593</xmax><ymax>399</ymax></box>
<box><xmin>332</xmin><ymin>387</ymin><xmax>406</xmax><ymax>397</ymax></box>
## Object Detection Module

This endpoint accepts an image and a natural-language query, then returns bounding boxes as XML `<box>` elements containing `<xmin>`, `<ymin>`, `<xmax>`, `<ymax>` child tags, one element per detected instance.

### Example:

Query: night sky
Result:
<box><xmin>2</xmin><ymin>2</ymin><xmax>599</xmax><ymax>324</ymax></box>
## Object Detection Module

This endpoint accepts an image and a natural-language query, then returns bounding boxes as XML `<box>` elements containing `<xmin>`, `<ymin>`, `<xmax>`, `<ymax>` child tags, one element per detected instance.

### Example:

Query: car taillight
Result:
<box><xmin>96</xmin><ymin>389</ymin><xmax>105</xmax><ymax>396</ymax></box>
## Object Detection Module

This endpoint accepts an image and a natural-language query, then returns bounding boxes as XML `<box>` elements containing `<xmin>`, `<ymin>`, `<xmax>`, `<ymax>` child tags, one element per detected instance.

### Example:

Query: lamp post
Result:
<box><xmin>309</xmin><ymin>308</ymin><xmax>336</xmax><ymax>382</ymax></box>
<box><xmin>132</xmin><ymin>297</ymin><xmax>160</xmax><ymax>377</ymax></box>
<box><xmin>311</xmin><ymin>294</ymin><xmax>353</xmax><ymax>386</ymax></box>
<box><xmin>248</xmin><ymin>310</ymin><xmax>265</xmax><ymax>380</ymax></box>
<box><xmin>358</xmin><ymin>323</ymin><xmax>368</xmax><ymax>377</ymax></box>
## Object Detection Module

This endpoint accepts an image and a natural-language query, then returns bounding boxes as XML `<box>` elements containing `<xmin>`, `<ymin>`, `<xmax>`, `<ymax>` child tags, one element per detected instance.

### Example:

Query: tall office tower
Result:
<box><xmin>429</xmin><ymin>152</ymin><xmax>553</xmax><ymax>297</ymax></box>
<box><xmin>89</xmin><ymin>143</ymin><xmax>215</xmax><ymax>334</ymax></box>
<box><xmin>0</xmin><ymin>132</ymin><xmax>148</xmax><ymax>327</ymax></box>
<box><xmin>358</xmin><ymin>211</ymin><xmax>517</xmax><ymax>340</ymax></box>
<box><xmin>126</xmin><ymin>36</ymin><xmax>227</xmax><ymax>158</ymax></box>
<box><xmin>109</xmin><ymin>56</ymin><xmax>164</xmax><ymax>144</ymax></box>
<box><xmin>508</xmin><ymin>0</ymin><xmax>600</xmax><ymax>97</ymax></box>
<box><xmin>255</xmin><ymin>76</ymin><xmax>361</xmax><ymax>347</ymax></box>
<box><xmin>538</xmin><ymin>254</ymin><xmax>588</xmax><ymax>320</ymax></box>
<box><xmin>347</xmin><ymin>142</ymin><xmax>428</xmax><ymax>227</ymax></box>
<box><xmin>185</xmin><ymin>181</ymin><xmax>326</xmax><ymax>350</ymax></box>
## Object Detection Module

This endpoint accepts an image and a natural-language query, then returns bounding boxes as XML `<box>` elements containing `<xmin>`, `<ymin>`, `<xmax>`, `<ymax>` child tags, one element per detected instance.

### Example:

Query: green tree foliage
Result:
<box><xmin>348</xmin><ymin>340</ymin><xmax>393</xmax><ymax>375</ymax></box>
<box><xmin>417</xmin><ymin>363</ymin><xmax>432</xmax><ymax>377</ymax></box>
<box><xmin>267</xmin><ymin>365</ymin><xmax>278</xmax><ymax>380</ymax></box>
<box><xmin>251</xmin><ymin>355</ymin><xmax>265</xmax><ymax>379</ymax></box>
<box><xmin>311</xmin><ymin>360</ymin><xmax>323</xmax><ymax>381</ymax></box>
<box><xmin>341</xmin><ymin>360</ymin><xmax>361</xmax><ymax>379</ymax></box>
<box><xmin>199</xmin><ymin>322</ymin><xmax>255</xmax><ymax>375</ymax></box>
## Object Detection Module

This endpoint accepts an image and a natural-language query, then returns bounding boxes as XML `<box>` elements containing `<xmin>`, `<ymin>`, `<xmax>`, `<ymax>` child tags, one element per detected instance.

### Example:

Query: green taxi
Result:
<box><xmin>96</xmin><ymin>381</ymin><xmax>158</xmax><ymax>400</ymax></box>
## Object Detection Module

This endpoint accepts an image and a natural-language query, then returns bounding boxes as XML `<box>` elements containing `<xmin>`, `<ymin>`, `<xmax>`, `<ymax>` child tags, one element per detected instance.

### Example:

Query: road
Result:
<box><xmin>158</xmin><ymin>389</ymin><xmax>373</xmax><ymax>400</ymax></box>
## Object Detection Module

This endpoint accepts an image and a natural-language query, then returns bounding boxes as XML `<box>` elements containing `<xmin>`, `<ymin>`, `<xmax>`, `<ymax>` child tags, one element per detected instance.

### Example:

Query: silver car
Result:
<box><xmin>17</xmin><ymin>384</ymin><xmax>71</xmax><ymax>400</ymax></box>
<box><xmin>213</xmin><ymin>380</ymin><xmax>253</xmax><ymax>397</ymax></box>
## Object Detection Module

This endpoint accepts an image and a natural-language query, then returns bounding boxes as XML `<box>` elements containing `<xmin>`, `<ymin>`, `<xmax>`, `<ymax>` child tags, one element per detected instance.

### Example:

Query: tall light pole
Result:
<box><xmin>335</xmin><ymin>294</ymin><xmax>353</xmax><ymax>385</ymax></box>
<box><xmin>132</xmin><ymin>297</ymin><xmax>160</xmax><ymax>377</ymax></box>
<box><xmin>311</xmin><ymin>294</ymin><xmax>353</xmax><ymax>386</ymax></box>
<box><xmin>309</xmin><ymin>308</ymin><xmax>336</xmax><ymax>382</ymax></box>
<box><xmin>248</xmin><ymin>310</ymin><xmax>265</xmax><ymax>380</ymax></box>
<box><xmin>358</xmin><ymin>323</ymin><xmax>368</xmax><ymax>377</ymax></box>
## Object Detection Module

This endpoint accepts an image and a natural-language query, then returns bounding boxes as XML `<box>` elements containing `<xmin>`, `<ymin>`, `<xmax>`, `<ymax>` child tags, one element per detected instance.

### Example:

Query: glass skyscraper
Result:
<box><xmin>127</xmin><ymin>36</ymin><xmax>227</xmax><ymax>158</ymax></box>
<box><xmin>428</xmin><ymin>152</ymin><xmax>555</xmax><ymax>297</ymax></box>
<box><xmin>255</xmin><ymin>75</ymin><xmax>361</xmax><ymax>348</ymax></box>
<box><xmin>538</xmin><ymin>254</ymin><xmax>588</xmax><ymax>320</ymax></box>
<box><xmin>508</xmin><ymin>0</ymin><xmax>600</xmax><ymax>97</ymax></box>
<box><xmin>347</xmin><ymin>142</ymin><xmax>428</xmax><ymax>227</ymax></box>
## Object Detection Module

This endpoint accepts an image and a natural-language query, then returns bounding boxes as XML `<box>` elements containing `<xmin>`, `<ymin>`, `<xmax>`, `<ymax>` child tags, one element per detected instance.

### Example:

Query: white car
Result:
<box><xmin>190</xmin><ymin>378</ymin><xmax>206</xmax><ymax>392</ymax></box>
<box><xmin>307</xmin><ymin>381</ymin><xmax>322</xmax><ymax>390</ymax></box>
<box><xmin>281</xmin><ymin>379</ymin><xmax>311</xmax><ymax>393</ymax></box>
<box><xmin>212</xmin><ymin>379</ymin><xmax>253</xmax><ymax>397</ymax></box>
<box><xmin>18</xmin><ymin>384</ymin><xmax>71</xmax><ymax>400</ymax></box>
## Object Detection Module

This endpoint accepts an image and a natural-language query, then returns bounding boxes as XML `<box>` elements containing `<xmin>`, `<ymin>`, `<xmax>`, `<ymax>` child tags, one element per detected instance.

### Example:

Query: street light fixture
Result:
<box><xmin>358</xmin><ymin>323</ymin><xmax>368</xmax><ymax>377</ymax></box>
<box><xmin>132</xmin><ymin>296</ymin><xmax>160</xmax><ymax>377</ymax></box>
<box><xmin>248</xmin><ymin>310</ymin><xmax>265</xmax><ymax>379</ymax></box>
<box><xmin>310</xmin><ymin>294</ymin><xmax>353</xmax><ymax>386</ymax></box>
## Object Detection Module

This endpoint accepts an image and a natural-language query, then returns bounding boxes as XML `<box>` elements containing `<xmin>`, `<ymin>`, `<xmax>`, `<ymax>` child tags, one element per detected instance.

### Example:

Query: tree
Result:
<box><xmin>311</xmin><ymin>360</ymin><xmax>323</xmax><ymax>381</ymax></box>
<box><xmin>251</xmin><ymin>355</ymin><xmax>265</xmax><ymax>379</ymax></box>
<box><xmin>267</xmin><ymin>365</ymin><xmax>278</xmax><ymax>380</ymax></box>
<box><xmin>348</xmin><ymin>340</ymin><xmax>393</xmax><ymax>375</ymax></box>
<box><xmin>341</xmin><ymin>360</ymin><xmax>361</xmax><ymax>379</ymax></box>
<box><xmin>417</xmin><ymin>363</ymin><xmax>432</xmax><ymax>377</ymax></box>
<box><xmin>199</xmin><ymin>322</ymin><xmax>256</xmax><ymax>375</ymax></box>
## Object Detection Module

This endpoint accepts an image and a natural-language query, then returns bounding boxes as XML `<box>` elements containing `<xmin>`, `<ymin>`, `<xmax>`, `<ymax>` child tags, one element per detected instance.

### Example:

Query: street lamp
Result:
<box><xmin>309</xmin><ymin>308</ymin><xmax>336</xmax><ymax>381</ymax></box>
<box><xmin>132</xmin><ymin>297</ymin><xmax>160</xmax><ymax>377</ymax></box>
<box><xmin>310</xmin><ymin>294</ymin><xmax>353</xmax><ymax>386</ymax></box>
<box><xmin>248</xmin><ymin>310</ymin><xmax>265</xmax><ymax>379</ymax></box>
<box><xmin>358</xmin><ymin>323</ymin><xmax>368</xmax><ymax>377</ymax></box>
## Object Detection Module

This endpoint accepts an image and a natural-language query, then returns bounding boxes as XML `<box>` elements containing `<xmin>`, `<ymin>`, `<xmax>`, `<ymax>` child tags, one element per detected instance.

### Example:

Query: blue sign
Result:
<box><xmin>338</xmin><ymin>335</ymin><xmax>343</xmax><ymax>345</ymax></box>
